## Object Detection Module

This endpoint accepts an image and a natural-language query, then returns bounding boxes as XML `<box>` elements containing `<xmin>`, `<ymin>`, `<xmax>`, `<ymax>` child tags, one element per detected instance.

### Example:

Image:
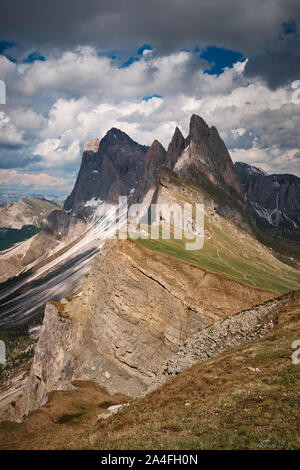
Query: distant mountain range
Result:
<box><xmin>0</xmin><ymin>197</ymin><xmax>62</xmax><ymax>230</ymax></box>
<box><xmin>235</xmin><ymin>162</ymin><xmax>300</xmax><ymax>240</ymax></box>
<box><xmin>0</xmin><ymin>194</ymin><xmax>65</xmax><ymax>206</ymax></box>
<box><xmin>0</xmin><ymin>197</ymin><xmax>62</xmax><ymax>252</ymax></box>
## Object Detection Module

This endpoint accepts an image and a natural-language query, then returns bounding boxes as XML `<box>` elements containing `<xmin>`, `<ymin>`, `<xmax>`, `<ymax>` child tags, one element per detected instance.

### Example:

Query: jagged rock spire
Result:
<box><xmin>134</xmin><ymin>139</ymin><xmax>167</xmax><ymax>203</ymax></box>
<box><xmin>166</xmin><ymin>126</ymin><xmax>186</xmax><ymax>169</ymax></box>
<box><xmin>188</xmin><ymin>114</ymin><xmax>210</xmax><ymax>144</ymax></box>
<box><xmin>174</xmin><ymin>114</ymin><xmax>243</xmax><ymax>197</ymax></box>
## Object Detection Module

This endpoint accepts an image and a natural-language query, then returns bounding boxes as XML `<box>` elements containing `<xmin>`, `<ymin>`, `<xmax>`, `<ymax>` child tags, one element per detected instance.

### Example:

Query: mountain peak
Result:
<box><xmin>151</xmin><ymin>139</ymin><xmax>166</xmax><ymax>151</ymax></box>
<box><xmin>173</xmin><ymin>114</ymin><xmax>244</xmax><ymax>198</ymax></box>
<box><xmin>134</xmin><ymin>139</ymin><xmax>167</xmax><ymax>203</ymax></box>
<box><xmin>235</xmin><ymin>161</ymin><xmax>267</xmax><ymax>177</ymax></box>
<box><xmin>99</xmin><ymin>127</ymin><xmax>132</xmax><ymax>147</ymax></box>
<box><xmin>173</xmin><ymin>126</ymin><xmax>184</xmax><ymax>140</ymax></box>
<box><xmin>166</xmin><ymin>126</ymin><xmax>186</xmax><ymax>169</ymax></box>
<box><xmin>189</xmin><ymin>114</ymin><xmax>210</xmax><ymax>143</ymax></box>
<box><xmin>64</xmin><ymin>128</ymin><xmax>149</xmax><ymax>213</ymax></box>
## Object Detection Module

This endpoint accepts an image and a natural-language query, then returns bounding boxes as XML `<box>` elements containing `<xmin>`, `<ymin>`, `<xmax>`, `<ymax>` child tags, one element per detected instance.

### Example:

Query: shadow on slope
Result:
<box><xmin>0</xmin><ymin>247</ymin><xmax>98</xmax><ymax>329</ymax></box>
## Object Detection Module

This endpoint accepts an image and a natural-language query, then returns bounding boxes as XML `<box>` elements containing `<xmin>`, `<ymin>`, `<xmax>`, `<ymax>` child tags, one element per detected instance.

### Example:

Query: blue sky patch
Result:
<box><xmin>0</xmin><ymin>40</ymin><xmax>17</xmax><ymax>62</ymax></box>
<box><xmin>200</xmin><ymin>46</ymin><xmax>244</xmax><ymax>75</ymax></box>
<box><xmin>119</xmin><ymin>44</ymin><xmax>153</xmax><ymax>68</ymax></box>
<box><xmin>143</xmin><ymin>94</ymin><xmax>162</xmax><ymax>101</ymax></box>
<box><xmin>0</xmin><ymin>40</ymin><xmax>16</xmax><ymax>55</ymax></box>
<box><xmin>282</xmin><ymin>21</ymin><xmax>296</xmax><ymax>35</ymax></box>
<box><xmin>119</xmin><ymin>56</ymin><xmax>140</xmax><ymax>68</ymax></box>
<box><xmin>137</xmin><ymin>44</ymin><xmax>153</xmax><ymax>55</ymax></box>
<box><xmin>23</xmin><ymin>52</ymin><xmax>46</xmax><ymax>63</ymax></box>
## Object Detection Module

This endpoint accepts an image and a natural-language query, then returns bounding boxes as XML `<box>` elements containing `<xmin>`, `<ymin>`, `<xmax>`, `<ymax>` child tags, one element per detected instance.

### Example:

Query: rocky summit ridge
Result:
<box><xmin>63</xmin><ymin>114</ymin><xmax>247</xmax><ymax>229</ymax></box>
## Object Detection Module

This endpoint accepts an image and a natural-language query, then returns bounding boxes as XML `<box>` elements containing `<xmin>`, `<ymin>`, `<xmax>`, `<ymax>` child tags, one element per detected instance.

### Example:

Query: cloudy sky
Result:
<box><xmin>0</xmin><ymin>0</ymin><xmax>300</xmax><ymax>198</ymax></box>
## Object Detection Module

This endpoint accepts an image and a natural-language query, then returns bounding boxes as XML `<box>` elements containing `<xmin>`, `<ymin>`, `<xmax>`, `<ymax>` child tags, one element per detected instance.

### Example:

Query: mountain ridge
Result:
<box><xmin>235</xmin><ymin>161</ymin><xmax>300</xmax><ymax>240</ymax></box>
<box><xmin>1</xmin><ymin>114</ymin><xmax>300</xmax><ymax>435</ymax></box>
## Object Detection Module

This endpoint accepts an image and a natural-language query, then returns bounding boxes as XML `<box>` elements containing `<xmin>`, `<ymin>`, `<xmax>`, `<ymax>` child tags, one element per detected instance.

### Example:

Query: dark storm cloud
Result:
<box><xmin>0</xmin><ymin>148</ymin><xmax>41</xmax><ymax>169</ymax></box>
<box><xmin>244</xmin><ymin>22</ymin><xmax>300</xmax><ymax>89</ymax></box>
<box><xmin>0</xmin><ymin>0</ymin><xmax>298</xmax><ymax>55</ymax></box>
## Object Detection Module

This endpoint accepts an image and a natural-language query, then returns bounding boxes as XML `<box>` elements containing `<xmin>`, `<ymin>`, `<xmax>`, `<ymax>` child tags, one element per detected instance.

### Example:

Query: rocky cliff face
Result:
<box><xmin>18</xmin><ymin>239</ymin><xmax>273</xmax><ymax>418</ymax></box>
<box><xmin>165</xmin><ymin>126</ymin><xmax>186</xmax><ymax>169</ymax></box>
<box><xmin>131</xmin><ymin>115</ymin><xmax>250</xmax><ymax>232</ymax></box>
<box><xmin>149</xmin><ymin>294</ymin><xmax>290</xmax><ymax>391</ymax></box>
<box><xmin>235</xmin><ymin>162</ymin><xmax>300</xmax><ymax>239</ymax></box>
<box><xmin>64</xmin><ymin>129</ymin><xmax>149</xmax><ymax>218</ymax></box>
<box><xmin>134</xmin><ymin>139</ymin><xmax>167</xmax><ymax>206</ymax></box>
<box><xmin>64</xmin><ymin>115</ymin><xmax>246</xmax><ymax>228</ymax></box>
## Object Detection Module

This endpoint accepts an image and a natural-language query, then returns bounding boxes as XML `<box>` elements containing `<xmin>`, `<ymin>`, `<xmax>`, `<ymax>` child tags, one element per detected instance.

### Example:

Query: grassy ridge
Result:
<box><xmin>134</xmin><ymin>218</ymin><xmax>300</xmax><ymax>294</ymax></box>
<box><xmin>138</xmin><ymin>167</ymin><xmax>300</xmax><ymax>294</ymax></box>
<box><xmin>22</xmin><ymin>197</ymin><xmax>61</xmax><ymax>213</ymax></box>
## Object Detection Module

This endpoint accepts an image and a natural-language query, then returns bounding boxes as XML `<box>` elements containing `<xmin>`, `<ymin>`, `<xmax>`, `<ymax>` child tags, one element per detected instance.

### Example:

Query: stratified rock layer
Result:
<box><xmin>19</xmin><ymin>239</ymin><xmax>273</xmax><ymax>418</ymax></box>
<box><xmin>148</xmin><ymin>293</ymin><xmax>291</xmax><ymax>392</ymax></box>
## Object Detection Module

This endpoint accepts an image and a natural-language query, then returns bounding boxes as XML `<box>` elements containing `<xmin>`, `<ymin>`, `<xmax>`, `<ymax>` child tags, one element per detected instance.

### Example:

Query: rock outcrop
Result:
<box><xmin>174</xmin><ymin>115</ymin><xmax>244</xmax><ymax>199</ymax></box>
<box><xmin>134</xmin><ymin>139</ymin><xmax>167</xmax><ymax>206</ymax></box>
<box><xmin>18</xmin><ymin>239</ymin><xmax>273</xmax><ymax>418</ymax></box>
<box><xmin>148</xmin><ymin>293</ymin><xmax>291</xmax><ymax>391</ymax></box>
<box><xmin>63</xmin><ymin>115</ymin><xmax>247</xmax><ymax>230</ymax></box>
<box><xmin>165</xmin><ymin>126</ymin><xmax>186</xmax><ymax>169</ymax></box>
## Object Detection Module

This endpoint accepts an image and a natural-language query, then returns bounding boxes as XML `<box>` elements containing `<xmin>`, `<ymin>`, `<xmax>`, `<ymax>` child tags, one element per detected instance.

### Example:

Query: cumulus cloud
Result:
<box><xmin>0</xmin><ymin>169</ymin><xmax>73</xmax><ymax>196</ymax></box>
<box><xmin>2</xmin><ymin>1</ymin><xmax>300</xmax><ymax>91</ymax></box>
<box><xmin>245</xmin><ymin>22</ymin><xmax>300</xmax><ymax>89</ymax></box>
<box><xmin>0</xmin><ymin>111</ymin><xmax>25</xmax><ymax>147</ymax></box>
<box><xmin>11</xmin><ymin>47</ymin><xmax>205</xmax><ymax>101</ymax></box>
<box><xmin>1</xmin><ymin>38</ymin><xmax>300</xmax><ymax>198</ymax></box>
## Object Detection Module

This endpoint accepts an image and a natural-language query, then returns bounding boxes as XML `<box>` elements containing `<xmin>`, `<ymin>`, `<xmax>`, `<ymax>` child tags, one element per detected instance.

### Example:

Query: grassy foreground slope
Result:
<box><xmin>77</xmin><ymin>290</ymin><xmax>300</xmax><ymax>450</ymax></box>
<box><xmin>134</xmin><ymin>216</ymin><xmax>300</xmax><ymax>295</ymax></box>
<box><xmin>0</xmin><ymin>291</ymin><xmax>299</xmax><ymax>450</ymax></box>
